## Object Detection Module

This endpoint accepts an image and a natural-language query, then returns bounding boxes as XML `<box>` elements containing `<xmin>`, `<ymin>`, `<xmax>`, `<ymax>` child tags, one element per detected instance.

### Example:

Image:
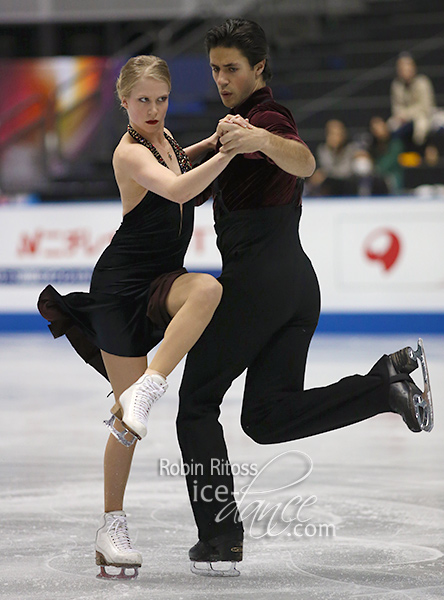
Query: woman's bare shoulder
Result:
<box><xmin>113</xmin><ymin>132</ymin><xmax>154</xmax><ymax>171</ymax></box>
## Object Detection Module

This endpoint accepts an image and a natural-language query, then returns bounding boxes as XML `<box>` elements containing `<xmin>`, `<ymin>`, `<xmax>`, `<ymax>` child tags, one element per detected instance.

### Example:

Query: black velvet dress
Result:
<box><xmin>38</xmin><ymin>131</ymin><xmax>194</xmax><ymax>380</ymax></box>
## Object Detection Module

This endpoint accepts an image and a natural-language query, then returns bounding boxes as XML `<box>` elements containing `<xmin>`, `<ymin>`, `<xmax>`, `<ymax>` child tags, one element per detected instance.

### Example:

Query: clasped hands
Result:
<box><xmin>217</xmin><ymin>114</ymin><xmax>267</xmax><ymax>155</ymax></box>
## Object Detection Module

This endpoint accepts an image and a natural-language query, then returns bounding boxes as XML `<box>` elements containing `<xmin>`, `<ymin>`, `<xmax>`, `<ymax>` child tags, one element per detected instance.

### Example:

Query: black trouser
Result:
<box><xmin>176</xmin><ymin>203</ymin><xmax>392</xmax><ymax>542</ymax></box>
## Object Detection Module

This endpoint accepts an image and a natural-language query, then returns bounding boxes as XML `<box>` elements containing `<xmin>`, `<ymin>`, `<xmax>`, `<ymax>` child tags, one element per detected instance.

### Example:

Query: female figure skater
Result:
<box><xmin>38</xmin><ymin>55</ymin><xmax>238</xmax><ymax>579</ymax></box>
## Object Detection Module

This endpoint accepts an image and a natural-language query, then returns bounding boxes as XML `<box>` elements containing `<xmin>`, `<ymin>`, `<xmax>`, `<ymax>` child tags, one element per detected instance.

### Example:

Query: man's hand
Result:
<box><xmin>216</xmin><ymin>113</ymin><xmax>316</xmax><ymax>177</ymax></box>
<box><xmin>218</xmin><ymin>115</ymin><xmax>266</xmax><ymax>155</ymax></box>
<box><xmin>217</xmin><ymin>114</ymin><xmax>253</xmax><ymax>135</ymax></box>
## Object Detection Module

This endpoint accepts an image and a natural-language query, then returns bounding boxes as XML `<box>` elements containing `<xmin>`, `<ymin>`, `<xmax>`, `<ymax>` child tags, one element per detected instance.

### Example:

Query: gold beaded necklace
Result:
<box><xmin>127</xmin><ymin>125</ymin><xmax>192</xmax><ymax>172</ymax></box>
<box><xmin>128</xmin><ymin>125</ymin><xmax>187</xmax><ymax>166</ymax></box>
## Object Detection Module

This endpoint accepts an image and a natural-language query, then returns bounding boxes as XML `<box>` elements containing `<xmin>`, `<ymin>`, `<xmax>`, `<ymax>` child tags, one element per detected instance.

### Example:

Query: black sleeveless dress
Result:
<box><xmin>38</xmin><ymin>131</ymin><xmax>195</xmax><ymax>380</ymax></box>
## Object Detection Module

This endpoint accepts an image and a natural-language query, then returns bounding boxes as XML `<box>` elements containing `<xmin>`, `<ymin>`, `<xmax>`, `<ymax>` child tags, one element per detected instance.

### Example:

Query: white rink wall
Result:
<box><xmin>0</xmin><ymin>196</ymin><xmax>443</xmax><ymax>333</ymax></box>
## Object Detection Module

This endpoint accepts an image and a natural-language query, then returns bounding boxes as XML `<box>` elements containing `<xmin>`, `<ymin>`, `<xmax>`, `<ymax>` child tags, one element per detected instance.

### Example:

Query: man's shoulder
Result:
<box><xmin>247</xmin><ymin>98</ymin><xmax>296</xmax><ymax>128</ymax></box>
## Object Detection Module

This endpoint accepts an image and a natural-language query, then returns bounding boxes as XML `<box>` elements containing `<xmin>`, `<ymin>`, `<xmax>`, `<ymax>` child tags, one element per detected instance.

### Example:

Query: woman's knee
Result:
<box><xmin>190</xmin><ymin>274</ymin><xmax>222</xmax><ymax>312</ymax></box>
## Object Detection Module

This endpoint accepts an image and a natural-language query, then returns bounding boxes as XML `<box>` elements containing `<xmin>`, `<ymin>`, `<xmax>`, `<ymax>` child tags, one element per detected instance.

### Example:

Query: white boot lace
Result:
<box><xmin>131</xmin><ymin>378</ymin><xmax>166</xmax><ymax>425</ymax></box>
<box><xmin>107</xmin><ymin>516</ymin><xmax>134</xmax><ymax>553</ymax></box>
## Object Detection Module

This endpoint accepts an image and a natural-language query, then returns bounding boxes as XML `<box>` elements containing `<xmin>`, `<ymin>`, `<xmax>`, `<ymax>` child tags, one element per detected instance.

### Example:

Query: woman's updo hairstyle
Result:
<box><xmin>116</xmin><ymin>55</ymin><xmax>171</xmax><ymax>104</ymax></box>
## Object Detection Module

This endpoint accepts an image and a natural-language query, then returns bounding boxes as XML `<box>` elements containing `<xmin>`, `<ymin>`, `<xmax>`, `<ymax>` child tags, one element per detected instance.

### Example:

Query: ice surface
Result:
<box><xmin>1</xmin><ymin>333</ymin><xmax>443</xmax><ymax>600</ymax></box>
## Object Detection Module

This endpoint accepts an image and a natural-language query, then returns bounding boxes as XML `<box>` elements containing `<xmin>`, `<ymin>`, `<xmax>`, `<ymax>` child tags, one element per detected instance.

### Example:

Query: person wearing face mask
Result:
<box><xmin>350</xmin><ymin>149</ymin><xmax>389</xmax><ymax>197</ymax></box>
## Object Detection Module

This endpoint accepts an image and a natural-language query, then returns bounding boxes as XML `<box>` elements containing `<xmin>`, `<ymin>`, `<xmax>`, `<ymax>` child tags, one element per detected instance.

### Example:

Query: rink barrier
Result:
<box><xmin>1</xmin><ymin>198</ymin><xmax>443</xmax><ymax>334</ymax></box>
<box><xmin>1</xmin><ymin>311</ymin><xmax>443</xmax><ymax>334</ymax></box>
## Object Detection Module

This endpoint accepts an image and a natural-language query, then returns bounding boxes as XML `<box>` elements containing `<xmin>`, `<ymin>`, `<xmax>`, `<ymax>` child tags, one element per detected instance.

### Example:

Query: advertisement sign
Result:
<box><xmin>299</xmin><ymin>198</ymin><xmax>444</xmax><ymax>313</ymax></box>
<box><xmin>0</xmin><ymin>201</ymin><xmax>221</xmax><ymax>312</ymax></box>
<box><xmin>337</xmin><ymin>218</ymin><xmax>444</xmax><ymax>288</ymax></box>
<box><xmin>0</xmin><ymin>198</ymin><xmax>443</xmax><ymax>332</ymax></box>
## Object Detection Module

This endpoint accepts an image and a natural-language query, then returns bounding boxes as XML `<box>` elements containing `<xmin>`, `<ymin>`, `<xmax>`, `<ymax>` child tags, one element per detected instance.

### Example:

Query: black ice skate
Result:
<box><xmin>189</xmin><ymin>533</ymin><xmax>243</xmax><ymax>577</ymax></box>
<box><xmin>387</xmin><ymin>338</ymin><xmax>433</xmax><ymax>432</ymax></box>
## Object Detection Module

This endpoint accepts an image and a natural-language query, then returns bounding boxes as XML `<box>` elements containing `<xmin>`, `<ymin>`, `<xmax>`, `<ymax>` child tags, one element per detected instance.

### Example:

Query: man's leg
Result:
<box><xmin>240</xmin><ymin>318</ymin><xmax>394</xmax><ymax>444</ymax></box>
<box><xmin>177</xmin><ymin>279</ymin><xmax>270</xmax><ymax>542</ymax></box>
<box><xmin>177</xmin><ymin>299</ymin><xmax>393</xmax><ymax>543</ymax></box>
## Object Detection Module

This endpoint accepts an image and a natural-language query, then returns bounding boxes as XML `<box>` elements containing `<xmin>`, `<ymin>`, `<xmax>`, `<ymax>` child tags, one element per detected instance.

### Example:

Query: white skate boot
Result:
<box><xmin>95</xmin><ymin>510</ymin><xmax>142</xmax><ymax>580</ymax></box>
<box><xmin>104</xmin><ymin>373</ymin><xmax>168</xmax><ymax>447</ymax></box>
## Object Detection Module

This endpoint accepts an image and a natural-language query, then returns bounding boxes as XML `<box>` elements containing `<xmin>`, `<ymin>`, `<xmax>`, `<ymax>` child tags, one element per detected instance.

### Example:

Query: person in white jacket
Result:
<box><xmin>388</xmin><ymin>52</ymin><xmax>436</xmax><ymax>147</ymax></box>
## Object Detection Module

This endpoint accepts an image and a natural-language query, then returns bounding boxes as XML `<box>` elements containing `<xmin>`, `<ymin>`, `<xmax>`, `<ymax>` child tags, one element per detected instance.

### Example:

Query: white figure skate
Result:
<box><xmin>104</xmin><ymin>373</ymin><xmax>168</xmax><ymax>447</ymax></box>
<box><xmin>95</xmin><ymin>511</ymin><xmax>142</xmax><ymax>580</ymax></box>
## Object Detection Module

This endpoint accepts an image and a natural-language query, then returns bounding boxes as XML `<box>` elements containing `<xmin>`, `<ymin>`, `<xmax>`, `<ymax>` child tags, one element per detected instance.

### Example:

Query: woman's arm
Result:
<box><xmin>183</xmin><ymin>132</ymin><xmax>219</xmax><ymax>163</ymax></box>
<box><xmin>114</xmin><ymin>140</ymin><xmax>235</xmax><ymax>205</ymax></box>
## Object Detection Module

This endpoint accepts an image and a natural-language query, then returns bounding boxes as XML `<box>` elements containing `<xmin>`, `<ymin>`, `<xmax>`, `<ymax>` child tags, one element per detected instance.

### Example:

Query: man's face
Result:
<box><xmin>209</xmin><ymin>46</ymin><xmax>265</xmax><ymax>109</ymax></box>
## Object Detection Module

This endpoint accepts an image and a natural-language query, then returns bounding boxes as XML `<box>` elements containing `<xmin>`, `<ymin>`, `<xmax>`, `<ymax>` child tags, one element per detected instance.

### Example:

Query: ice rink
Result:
<box><xmin>1</xmin><ymin>332</ymin><xmax>443</xmax><ymax>600</ymax></box>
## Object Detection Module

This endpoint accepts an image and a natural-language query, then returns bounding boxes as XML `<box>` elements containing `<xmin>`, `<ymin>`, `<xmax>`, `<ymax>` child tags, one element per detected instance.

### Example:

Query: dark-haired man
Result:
<box><xmin>176</xmin><ymin>18</ymin><xmax>432</xmax><ymax>577</ymax></box>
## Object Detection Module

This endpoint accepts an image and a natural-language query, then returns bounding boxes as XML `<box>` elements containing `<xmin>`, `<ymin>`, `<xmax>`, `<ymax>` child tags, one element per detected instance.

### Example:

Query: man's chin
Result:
<box><xmin>220</xmin><ymin>95</ymin><xmax>235</xmax><ymax>108</ymax></box>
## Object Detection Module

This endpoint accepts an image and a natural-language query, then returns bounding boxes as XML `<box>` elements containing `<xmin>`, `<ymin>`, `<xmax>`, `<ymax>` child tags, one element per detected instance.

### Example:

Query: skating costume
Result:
<box><xmin>177</xmin><ymin>87</ymin><xmax>400</xmax><ymax>544</ymax></box>
<box><xmin>38</xmin><ymin>129</ymin><xmax>194</xmax><ymax>379</ymax></box>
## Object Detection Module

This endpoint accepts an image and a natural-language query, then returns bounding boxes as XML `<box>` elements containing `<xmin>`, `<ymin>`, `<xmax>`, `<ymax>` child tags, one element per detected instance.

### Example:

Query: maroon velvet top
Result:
<box><xmin>214</xmin><ymin>86</ymin><xmax>307</xmax><ymax>211</ymax></box>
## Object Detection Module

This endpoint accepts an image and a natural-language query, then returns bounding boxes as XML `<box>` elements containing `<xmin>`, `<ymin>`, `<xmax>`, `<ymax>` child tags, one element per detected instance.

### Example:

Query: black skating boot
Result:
<box><xmin>384</xmin><ymin>355</ymin><xmax>423</xmax><ymax>432</ymax></box>
<box><xmin>189</xmin><ymin>532</ymin><xmax>243</xmax><ymax>577</ymax></box>
<box><xmin>388</xmin><ymin>345</ymin><xmax>418</xmax><ymax>375</ymax></box>
<box><xmin>386</xmin><ymin>339</ymin><xmax>434</xmax><ymax>432</ymax></box>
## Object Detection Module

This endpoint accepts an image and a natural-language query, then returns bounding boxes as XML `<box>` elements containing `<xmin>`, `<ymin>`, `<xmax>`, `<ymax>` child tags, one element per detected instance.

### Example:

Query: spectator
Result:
<box><xmin>307</xmin><ymin>119</ymin><xmax>357</xmax><ymax>196</ymax></box>
<box><xmin>349</xmin><ymin>148</ymin><xmax>389</xmax><ymax>197</ymax></box>
<box><xmin>388</xmin><ymin>53</ymin><xmax>436</xmax><ymax>149</ymax></box>
<box><xmin>368</xmin><ymin>116</ymin><xmax>404</xmax><ymax>193</ymax></box>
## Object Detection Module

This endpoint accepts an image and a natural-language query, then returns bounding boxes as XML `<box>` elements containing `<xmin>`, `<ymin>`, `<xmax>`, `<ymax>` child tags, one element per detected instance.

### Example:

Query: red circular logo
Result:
<box><xmin>364</xmin><ymin>228</ymin><xmax>401</xmax><ymax>271</ymax></box>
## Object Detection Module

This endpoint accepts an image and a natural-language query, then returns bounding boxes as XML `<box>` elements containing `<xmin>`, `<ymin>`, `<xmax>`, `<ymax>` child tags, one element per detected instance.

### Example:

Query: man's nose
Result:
<box><xmin>217</xmin><ymin>72</ymin><xmax>229</xmax><ymax>86</ymax></box>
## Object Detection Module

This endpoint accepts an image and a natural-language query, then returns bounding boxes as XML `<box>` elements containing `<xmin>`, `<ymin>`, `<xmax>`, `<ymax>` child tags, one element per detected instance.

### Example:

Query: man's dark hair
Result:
<box><xmin>204</xmin><ymin>18</ymin><xmax>272</xmax><ymax>82</ymax></box>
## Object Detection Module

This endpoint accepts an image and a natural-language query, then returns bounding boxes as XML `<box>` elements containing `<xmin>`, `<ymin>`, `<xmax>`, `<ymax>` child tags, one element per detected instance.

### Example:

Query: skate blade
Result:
<box><xmin>103</xmin><ymin>415</ymin><xmax>139</xmax><ymax>447</ymax></box>
<box><xmin>190</xmin><ymin>561</ymin><xmax>240</xmax><ymax>577</ymax></box>
<box><xmin>96</xmin><ymin>565</ymin><xmax>139</xmax><ymax>580</ymax></box>
<box><xmin>411</xmin><ymin>338</ymin><xmax>434</xmax><ymax>432</ymax></box>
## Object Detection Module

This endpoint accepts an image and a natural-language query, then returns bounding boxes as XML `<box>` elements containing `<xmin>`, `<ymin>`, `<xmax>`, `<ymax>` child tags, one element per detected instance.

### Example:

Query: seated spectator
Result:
<box><xmin>426</xmin><ymin>110</ymin><xmax>444</xmax><ymax>165</ymax></box>
<box><xmin>368</xmin><ymin>116</ymin><xmax>404</xmax><ymax>193</ymax></box>
<box><xmin>349</xmin><ymin>149</ymin><xmax>389</xmax><ymax>197</ymax></box>
<box><xmin>307</xmin><ymin>119</ymin><xmax>357</xmax><ymax>196</ymax></box>
<box><xmin>387</xmin><ymin>53</ymin><xmax>436</xmax><ymax>150</ymax></box>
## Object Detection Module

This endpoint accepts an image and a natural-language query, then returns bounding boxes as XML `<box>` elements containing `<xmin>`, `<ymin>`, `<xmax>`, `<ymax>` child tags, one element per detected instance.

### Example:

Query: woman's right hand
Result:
<box><xmin>206</xmin><ymin>131</ymin><xmax>219</xmax><ymax>152</ymax></box>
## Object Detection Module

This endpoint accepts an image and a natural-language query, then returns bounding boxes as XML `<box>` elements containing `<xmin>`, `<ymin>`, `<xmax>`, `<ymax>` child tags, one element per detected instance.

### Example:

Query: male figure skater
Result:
<box><xmin>176</xmin><ymin>18</ymin><xmax>433</xmax><ymax>577</ymax></box>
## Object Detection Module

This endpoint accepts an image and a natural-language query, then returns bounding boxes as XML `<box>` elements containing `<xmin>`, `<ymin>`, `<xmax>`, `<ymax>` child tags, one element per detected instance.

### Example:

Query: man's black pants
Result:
<box><xmin>176</xmin><ymin>204</ymin><xmax>392</xmax><ymax>542</ymax></box>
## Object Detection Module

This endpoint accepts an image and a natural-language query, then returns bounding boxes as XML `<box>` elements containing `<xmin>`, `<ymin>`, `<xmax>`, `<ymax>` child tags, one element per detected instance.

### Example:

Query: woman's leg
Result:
<box><xmin>109</xmin><ymin>274</ymin><xmax>221</xmax><ymax>445</ymax></box>
<box><xmin>147</xmin><ymin>273</ymin><xmax>222</xmax><ymax>377</ymax></box>
<box><xmin>101</xmin><ymin>351</ymin><xmax>147</xmax><ymax>512</ymax></box>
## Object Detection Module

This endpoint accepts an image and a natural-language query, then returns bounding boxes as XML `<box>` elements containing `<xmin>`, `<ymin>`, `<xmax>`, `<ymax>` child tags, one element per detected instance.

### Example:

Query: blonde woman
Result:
<box><xmin>38</xmin><ymin>55</ymin><xmax>238</xmax><ymax>579</ymax></box>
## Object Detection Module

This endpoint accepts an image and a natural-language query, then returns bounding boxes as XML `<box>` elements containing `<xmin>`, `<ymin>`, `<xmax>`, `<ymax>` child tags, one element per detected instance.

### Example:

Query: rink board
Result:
<box><xmin>0</xmin><ymin>197</ymin><xmax>443</xmax><ymax>332</ymax></box>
